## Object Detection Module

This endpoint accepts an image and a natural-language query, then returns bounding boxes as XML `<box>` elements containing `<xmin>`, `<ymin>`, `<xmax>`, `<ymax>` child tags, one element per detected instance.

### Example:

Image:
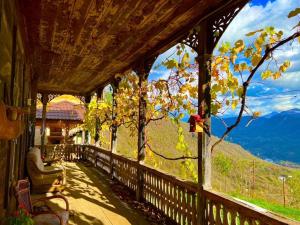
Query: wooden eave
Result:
<box><xmin>19</xmin><ymin>0</ymin><xmax>247</xmax><ymax>95</ymax></box>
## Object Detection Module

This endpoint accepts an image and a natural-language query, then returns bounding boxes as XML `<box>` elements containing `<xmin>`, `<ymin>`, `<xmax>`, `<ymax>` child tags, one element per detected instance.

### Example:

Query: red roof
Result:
<box><xmin>36</xmin><ymin>101</ymin><xmax>85</xmax><ymax>121</ymax></box>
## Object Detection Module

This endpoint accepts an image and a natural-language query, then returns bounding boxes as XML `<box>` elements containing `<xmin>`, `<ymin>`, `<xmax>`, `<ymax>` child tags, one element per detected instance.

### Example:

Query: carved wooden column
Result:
<box><xmin>136</xmin><ymin>70</ymin><xmax>147</xmax><ymax>202</ymax></box>
<box><xmin>196</xmin><ymin>20</ymin><xmax>213</xmax><ymax>225</ymax></box>
<box><xmin>134</xmin><ymin>56</ymin><xmax>156</xmax><ymax>201</ymax></box>
<box><xmin>65</xmin><ymin>123</ymin><xmax>70</xmax><ymax>143</ymax></box>
<box><xmin>29</xmin><ymin>80</ymin><xmax>37</xmax><ymax>147</ymax></box>
<box><xmin>110</xmin><ymin>79</ymin><xmax>120</xmax><ymax>179</ymax></box>
<box><xmin>84</xmin><ymin>95</ymin><xmax>91</xmax><ymax>145</ymax></box>
<box><xmin>181</xmin><ymin>3</ymin><xmax>246</xmax><ymax>224</ymax></box>
<box><xmin>95</xmin><ymin>88</ymin><xmax>104</xmax><ymax>146</ymax></box>
<box><xmin>40</xmin><ymin>93</ymin><xmax>48</xmax><ymax>156</ymax></box>
<box><xmin>81</xmin><ymin>130</ymin><xmax>86</xmax><ymax>144</ymax></box>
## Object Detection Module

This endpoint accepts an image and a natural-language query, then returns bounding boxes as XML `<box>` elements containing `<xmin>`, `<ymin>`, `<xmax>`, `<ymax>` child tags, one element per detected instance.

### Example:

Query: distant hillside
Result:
<box><xmin>115</xmin><ymin>119</ymin><xmax>300</xmax><ymax>210</ymax></box>
<box><xmin>212</xmin><ymin>109</ymin><xmax>300</xmax><ymax>164</ymax></box>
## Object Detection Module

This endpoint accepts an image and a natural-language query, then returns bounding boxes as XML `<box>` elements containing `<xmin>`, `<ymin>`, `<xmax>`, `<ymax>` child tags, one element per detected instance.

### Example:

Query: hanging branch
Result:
<box><xmin>146</xmin><ymin>142</ymin><xmax>198</xmax><ymax>160</ymax></box>
<box><xmin>211</xmin><ymin>31</ymin><xmax>300</xmax><ymax>152</ymax></box>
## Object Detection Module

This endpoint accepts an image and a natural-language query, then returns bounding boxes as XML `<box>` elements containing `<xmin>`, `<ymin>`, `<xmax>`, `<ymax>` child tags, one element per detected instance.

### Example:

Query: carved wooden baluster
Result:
<box><xmin>144</xmin><ymin>171</ymin><xmax>147</xmax><ymax>200</ymax></box>
<box><xmin>180</xmin><ymin>188</ymin><xmax>184</xmax><ymax>224</ymax></box>
<box><xmin>163</xmin><ymin>178</ymin><xmax>166</xmax><ymax>213</ymax></box>
<box><xmin>148</xmin><ymin>172</ymin><xmax>151</xmax><ymax>201</ymax></box>
<box><xmin>223</xmin><ymin>207</ymin><xmax>229</xmax><ymax>225</ymax></box>
<box><xmin>162</xmin><ymin>178</ymin><xmax>166</xmax><ymax>214</ymax></box>
<box><xmin>148</xmin><ymin>172</ymin><xmax>151</xmax><ymax>202</ymax></box>
<box><xmin>205</xmin><ymin>199</ymin><xmax>209</xmax><ymax>225</ymax></box>
<box><xmin>172</xmin><ymin>182</ymin><xmax>176</xmax><ymax>220</ymax></box>
<box><xmin>165</xmin><ymin>178</ymin><xmax>167</xmax><ymax>214</ymax></box>
<box><xmin>192</xmin><ymin>193</ymin><xmax>197</xmax><ymax>225</ymax></box>
<box><xmin>209</xmin><ymin>200</ymin><xmax>214</xmax><ymax>225</ymax></box>
<box><xmin>182</xmin><ymin>189</ymin><xmax>187</xmax><ymax>225</ymax></box>
<box><xmin>157</xmin><ymin>175</ymin><xmax>160</xmax><ymax>209</ymax></box>
<box><xmin>148</xmin><ymin>173</ymin><xmax>151</xmax><ymax>204</ymax></box>
<box><xmin>170</xmin><ymin>182</ymin><xmax>174</xmax><ymax>221</ymax></box>
<box><xmin>152</xmin><ymin>175</ymin><xmax>155</xmax><ymax>206</ymax></box>
<box><xmin>215</xmin><ymin>203</ymin><xmax>222</xmax><ymax>225</ymax></box>
<box><xmin>158</xmin><ymin>176</ymin><xmax>161</xmax><ymax>210</ymax></box>
<box><xmin>166</xmin><ymin>180</ymin><xmax>169</xmax><ymax>216</ymax></box>
<box><xmin>239</xmin><ymin>214</ymin><xmax>246</xmax><ymax>225</ymax></box>
<box><xmin>154</xmin><ymin>175</ymin><xmax>157</xmax><ymax>208</ymax></box>
<box><xmin>157</xmin><ymin>176</ymin><xmax>160</xmax><ymax>209</ymax></box>
<box><xmin>252</xmin><ymin>219</ymin><xmax>260</xmax><ymax>225</ymax></box>
<box><xmin>186</xmin><ymin>192</ymin><xmax>191</xmax><ymax>225</ymax></box>
<box><xmin>230</xmin><ymin>211</ymin><xmax>237</xmax><ymax>225</ymax></box>
<box><xmin>157</xmin><ymin>175</ymin><xmax>161</xmax><ymax>209</ymax></box>
<box><xmin>151</xmin><ymin>173</ymin><xmax>154</xmax><ymax>204</ymax></box>
<box><xmin>160</xmin><ymin>177</ymin><xmax>163</xmax><ymax>211</ymax></box>
<box><xmin>174</xmin><ymin>185</ymin><xmax>179</xmax><ymax>223</ymax></box>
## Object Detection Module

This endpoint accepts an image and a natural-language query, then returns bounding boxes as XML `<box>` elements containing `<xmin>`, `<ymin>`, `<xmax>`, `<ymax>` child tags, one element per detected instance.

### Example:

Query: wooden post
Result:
<box><xmin>95</xmin><ymin>88</ymin><xmax>104</xmax><ymax>145</ymax></box>
<box><xmin>134</xmin><ymin>57</ymin><xmax>156</xmax><ymax>201</ymax></box>
<box><xmin>82</xmin><ymin>130</ymin><xmax>86</xmax><ymax>144</ymax></box>
<box><xmin>29</xmin><ymin>80</ymin><xmax>37</xmax><ymax>147</ymax></box>
<box><xmin>196</xmin><ymin>20</ymin><xmax>213</xmax><ymax>225</ymax></box>
<box><xmin>65</xmin><ymin>123</ymin><xmax>70</xmax><ymax>143</ymax></box>
<box><xmin>136</xmin><ymin>71</ymin><xmax>147</xmax><ymax>201</ymax></box>
<box><xmin>110</xmin><ymin>79</ymin><xmax>120</xmax><ymax>179</ymax></box>
<box><xmin>40</xmin><ymin>93</ymin><xmax>48</xmax><ymax>156</ymax></box>
<box><xmin>84</xmin><ymin>95</ymin><xmax>91</xmax><ymax>145</ymax></box>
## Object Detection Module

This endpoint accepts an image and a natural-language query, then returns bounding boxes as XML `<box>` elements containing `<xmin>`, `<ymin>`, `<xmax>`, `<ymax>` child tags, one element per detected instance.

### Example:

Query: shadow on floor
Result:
<box><xmin>32</xmin><ymin>162</ymin><xmax>149</xmax><ymax>225</ymax></box>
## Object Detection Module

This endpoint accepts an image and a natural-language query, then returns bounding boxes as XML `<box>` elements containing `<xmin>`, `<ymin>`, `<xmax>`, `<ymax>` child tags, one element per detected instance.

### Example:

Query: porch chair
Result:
<box><xmin>15</xmin><ymin>179</ymin><xmax>69</xmax><ymax>225</ymax></box>
<box><xmin>27</xmin><ymin>147</ymin><xmax>66</xmax><ymax>193</ymax></box>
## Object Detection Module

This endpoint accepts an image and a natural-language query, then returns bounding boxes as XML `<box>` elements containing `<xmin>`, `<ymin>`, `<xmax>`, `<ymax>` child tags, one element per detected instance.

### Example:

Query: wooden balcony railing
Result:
<box><xmin>39</xmin><ymin>144</ymin><xmax>295</xmax><ymax>225</ymax></box>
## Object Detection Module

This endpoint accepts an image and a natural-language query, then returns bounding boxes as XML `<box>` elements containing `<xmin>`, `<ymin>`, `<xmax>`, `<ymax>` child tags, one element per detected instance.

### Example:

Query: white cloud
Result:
<box><xmin>221</xmin><ymin>93</ymin><xmax>300</xmax><ymax>117</ymax></box>
<box><xmin>150</xmin><ymin>0</ymin><xmax>300</xmax><ymax>116</ymax></box>
<box><xmin>219</xmin><ymin>0</ymin><xmax>300</xmax><ymax>91</ymax></box>
<box><xmin>220</xmin><ymin>0</ymin><xmax>300</xmax><ymax>43</ymax></box>
<box><xmin>270</xmin><ymin>71</ymin><xmax>300</xmax><ymax>89</ymax></box>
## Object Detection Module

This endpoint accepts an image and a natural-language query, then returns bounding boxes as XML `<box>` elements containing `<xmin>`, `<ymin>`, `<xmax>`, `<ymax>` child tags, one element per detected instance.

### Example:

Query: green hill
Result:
<box><xmin>112</xmin><ymin>119</ymin><xmax>300</xmax><ymax>221</ymax></box>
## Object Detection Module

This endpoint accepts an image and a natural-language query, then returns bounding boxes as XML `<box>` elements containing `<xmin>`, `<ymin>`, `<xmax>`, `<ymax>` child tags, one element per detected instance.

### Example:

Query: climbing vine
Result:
<box><xmin>83</xmin><ymin>8</ymin><xmax>300</xmax><ymax>175</ymax></box>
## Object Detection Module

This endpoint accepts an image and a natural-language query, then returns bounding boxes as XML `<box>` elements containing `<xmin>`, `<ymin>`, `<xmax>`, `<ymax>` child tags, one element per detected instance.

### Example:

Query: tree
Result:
<box><xmin>83</xmin><ymin>8</ymin><xmax>300</xmax><ymax>171</ymax></box>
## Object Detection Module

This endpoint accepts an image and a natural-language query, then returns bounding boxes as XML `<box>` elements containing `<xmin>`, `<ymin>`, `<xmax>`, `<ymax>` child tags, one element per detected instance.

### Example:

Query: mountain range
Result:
<box><xmin>212</xmin><ymin>109</ymin><xmax>300</xmax><ymax>164</ymax></box>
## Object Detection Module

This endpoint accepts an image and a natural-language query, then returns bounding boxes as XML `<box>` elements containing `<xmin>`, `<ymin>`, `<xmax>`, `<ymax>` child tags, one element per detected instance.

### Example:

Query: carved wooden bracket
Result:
<box><xmin>181</xmin><ymin>2</ymin><xmax>246</xmax><ymax>53</ymax></box>
<box><xmin>0</xmin><ymin>101</ymin><xmax>25</xmax><ymax>140</ymax></box>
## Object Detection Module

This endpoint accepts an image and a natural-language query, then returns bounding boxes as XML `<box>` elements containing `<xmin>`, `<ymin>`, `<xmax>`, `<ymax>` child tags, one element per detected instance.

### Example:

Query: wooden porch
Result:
<box><xmin>38</xmin><ymin>144</ymin><xmax>296</xmax><ymax>225</ymax></box>
<box><xmin>0</xmin><ymin>0</ymin><xmax>299</xmax><ymax>224</ymax></box>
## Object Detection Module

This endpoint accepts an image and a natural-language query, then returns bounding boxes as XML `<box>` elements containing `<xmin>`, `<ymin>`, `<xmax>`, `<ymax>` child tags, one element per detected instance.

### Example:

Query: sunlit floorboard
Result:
<box><xmin>32</xmin><ymin>162</ymin><xmax>150</xmax><ymax>225</ymax></box>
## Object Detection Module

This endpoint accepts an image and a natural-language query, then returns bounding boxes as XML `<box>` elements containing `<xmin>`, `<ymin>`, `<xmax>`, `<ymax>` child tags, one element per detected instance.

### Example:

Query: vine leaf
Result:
<box><xmin>288</xmin><ymin>8</ymin><xmax>300</xmax><ymax>18</ymax></box>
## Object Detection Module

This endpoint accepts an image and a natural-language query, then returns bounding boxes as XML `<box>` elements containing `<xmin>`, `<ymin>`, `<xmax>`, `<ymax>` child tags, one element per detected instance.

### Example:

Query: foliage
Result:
<box><xmin>176</xmin><ymin>125</ymin><xmax>197</xmax><ymax>181</ymax></box>
<box><xmin>83</xmin><ymin>9</ymin><xmax>300</xmax><ymax>167</ymax></box>
<box><xmin>214</xmin><ymin>152</ymin><xmax>232</xmax><ymax>176</ymax></box>
<box><xmin>5</xmin><ymin>208</ymin><xmax>34</xmax><ymax>225</ymax></box>
<box><xmin>83</xmin><ymin>93</ymin><xmax>112</xmax><ymax>143</ymax></box>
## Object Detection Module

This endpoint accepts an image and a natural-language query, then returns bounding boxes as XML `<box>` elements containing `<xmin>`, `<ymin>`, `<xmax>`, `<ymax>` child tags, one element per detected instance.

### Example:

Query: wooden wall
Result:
<box><xmin>0</xmin><ymin>0</ymin><xmax>33</xmax><ymax>217</ymax></box>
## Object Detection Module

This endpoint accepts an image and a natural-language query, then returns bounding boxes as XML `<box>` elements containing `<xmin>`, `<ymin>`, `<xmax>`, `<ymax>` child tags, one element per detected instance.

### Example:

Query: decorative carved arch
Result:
<box><xmin>37</xmin><ymin>92</ymin><xmax>87</xmax><ymax>104</ymax></box>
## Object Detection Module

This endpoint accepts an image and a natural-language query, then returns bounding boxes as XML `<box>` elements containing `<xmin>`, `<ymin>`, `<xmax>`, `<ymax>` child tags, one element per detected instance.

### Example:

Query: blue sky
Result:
<box><xmin>149</xmin><ymin>0</ymin><xmax>300</xmax><ymax>116</ymax></box>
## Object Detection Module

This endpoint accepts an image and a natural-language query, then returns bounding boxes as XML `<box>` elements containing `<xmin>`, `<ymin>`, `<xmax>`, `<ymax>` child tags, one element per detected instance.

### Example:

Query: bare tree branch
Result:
<box><xmin>146</xmin><ymin>143</ymin><xmax>198</xmax><ymax>160</ymax></box>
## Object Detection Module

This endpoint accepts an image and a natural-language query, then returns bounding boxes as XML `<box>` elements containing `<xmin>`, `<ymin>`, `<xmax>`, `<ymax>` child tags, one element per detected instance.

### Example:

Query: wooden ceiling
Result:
<box><xmin>20</xmin><ymin>0</ymin><xmax>241</xmax><ymax>95</ymax></box>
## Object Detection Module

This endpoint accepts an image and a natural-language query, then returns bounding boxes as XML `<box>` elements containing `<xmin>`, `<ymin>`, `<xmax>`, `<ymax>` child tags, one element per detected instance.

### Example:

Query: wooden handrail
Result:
<box><xmin>40</xmin><ymin>144</ymin><xmax>296</xmax><ymax>225</ymax></box>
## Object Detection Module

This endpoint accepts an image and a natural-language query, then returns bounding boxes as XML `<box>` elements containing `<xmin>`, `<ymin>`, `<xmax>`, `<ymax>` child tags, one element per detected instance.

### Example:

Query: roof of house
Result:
<box><xmin>36</xmin><ymin>101</ymin><xmax>85</xmax><ymax>121</ymax></box>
